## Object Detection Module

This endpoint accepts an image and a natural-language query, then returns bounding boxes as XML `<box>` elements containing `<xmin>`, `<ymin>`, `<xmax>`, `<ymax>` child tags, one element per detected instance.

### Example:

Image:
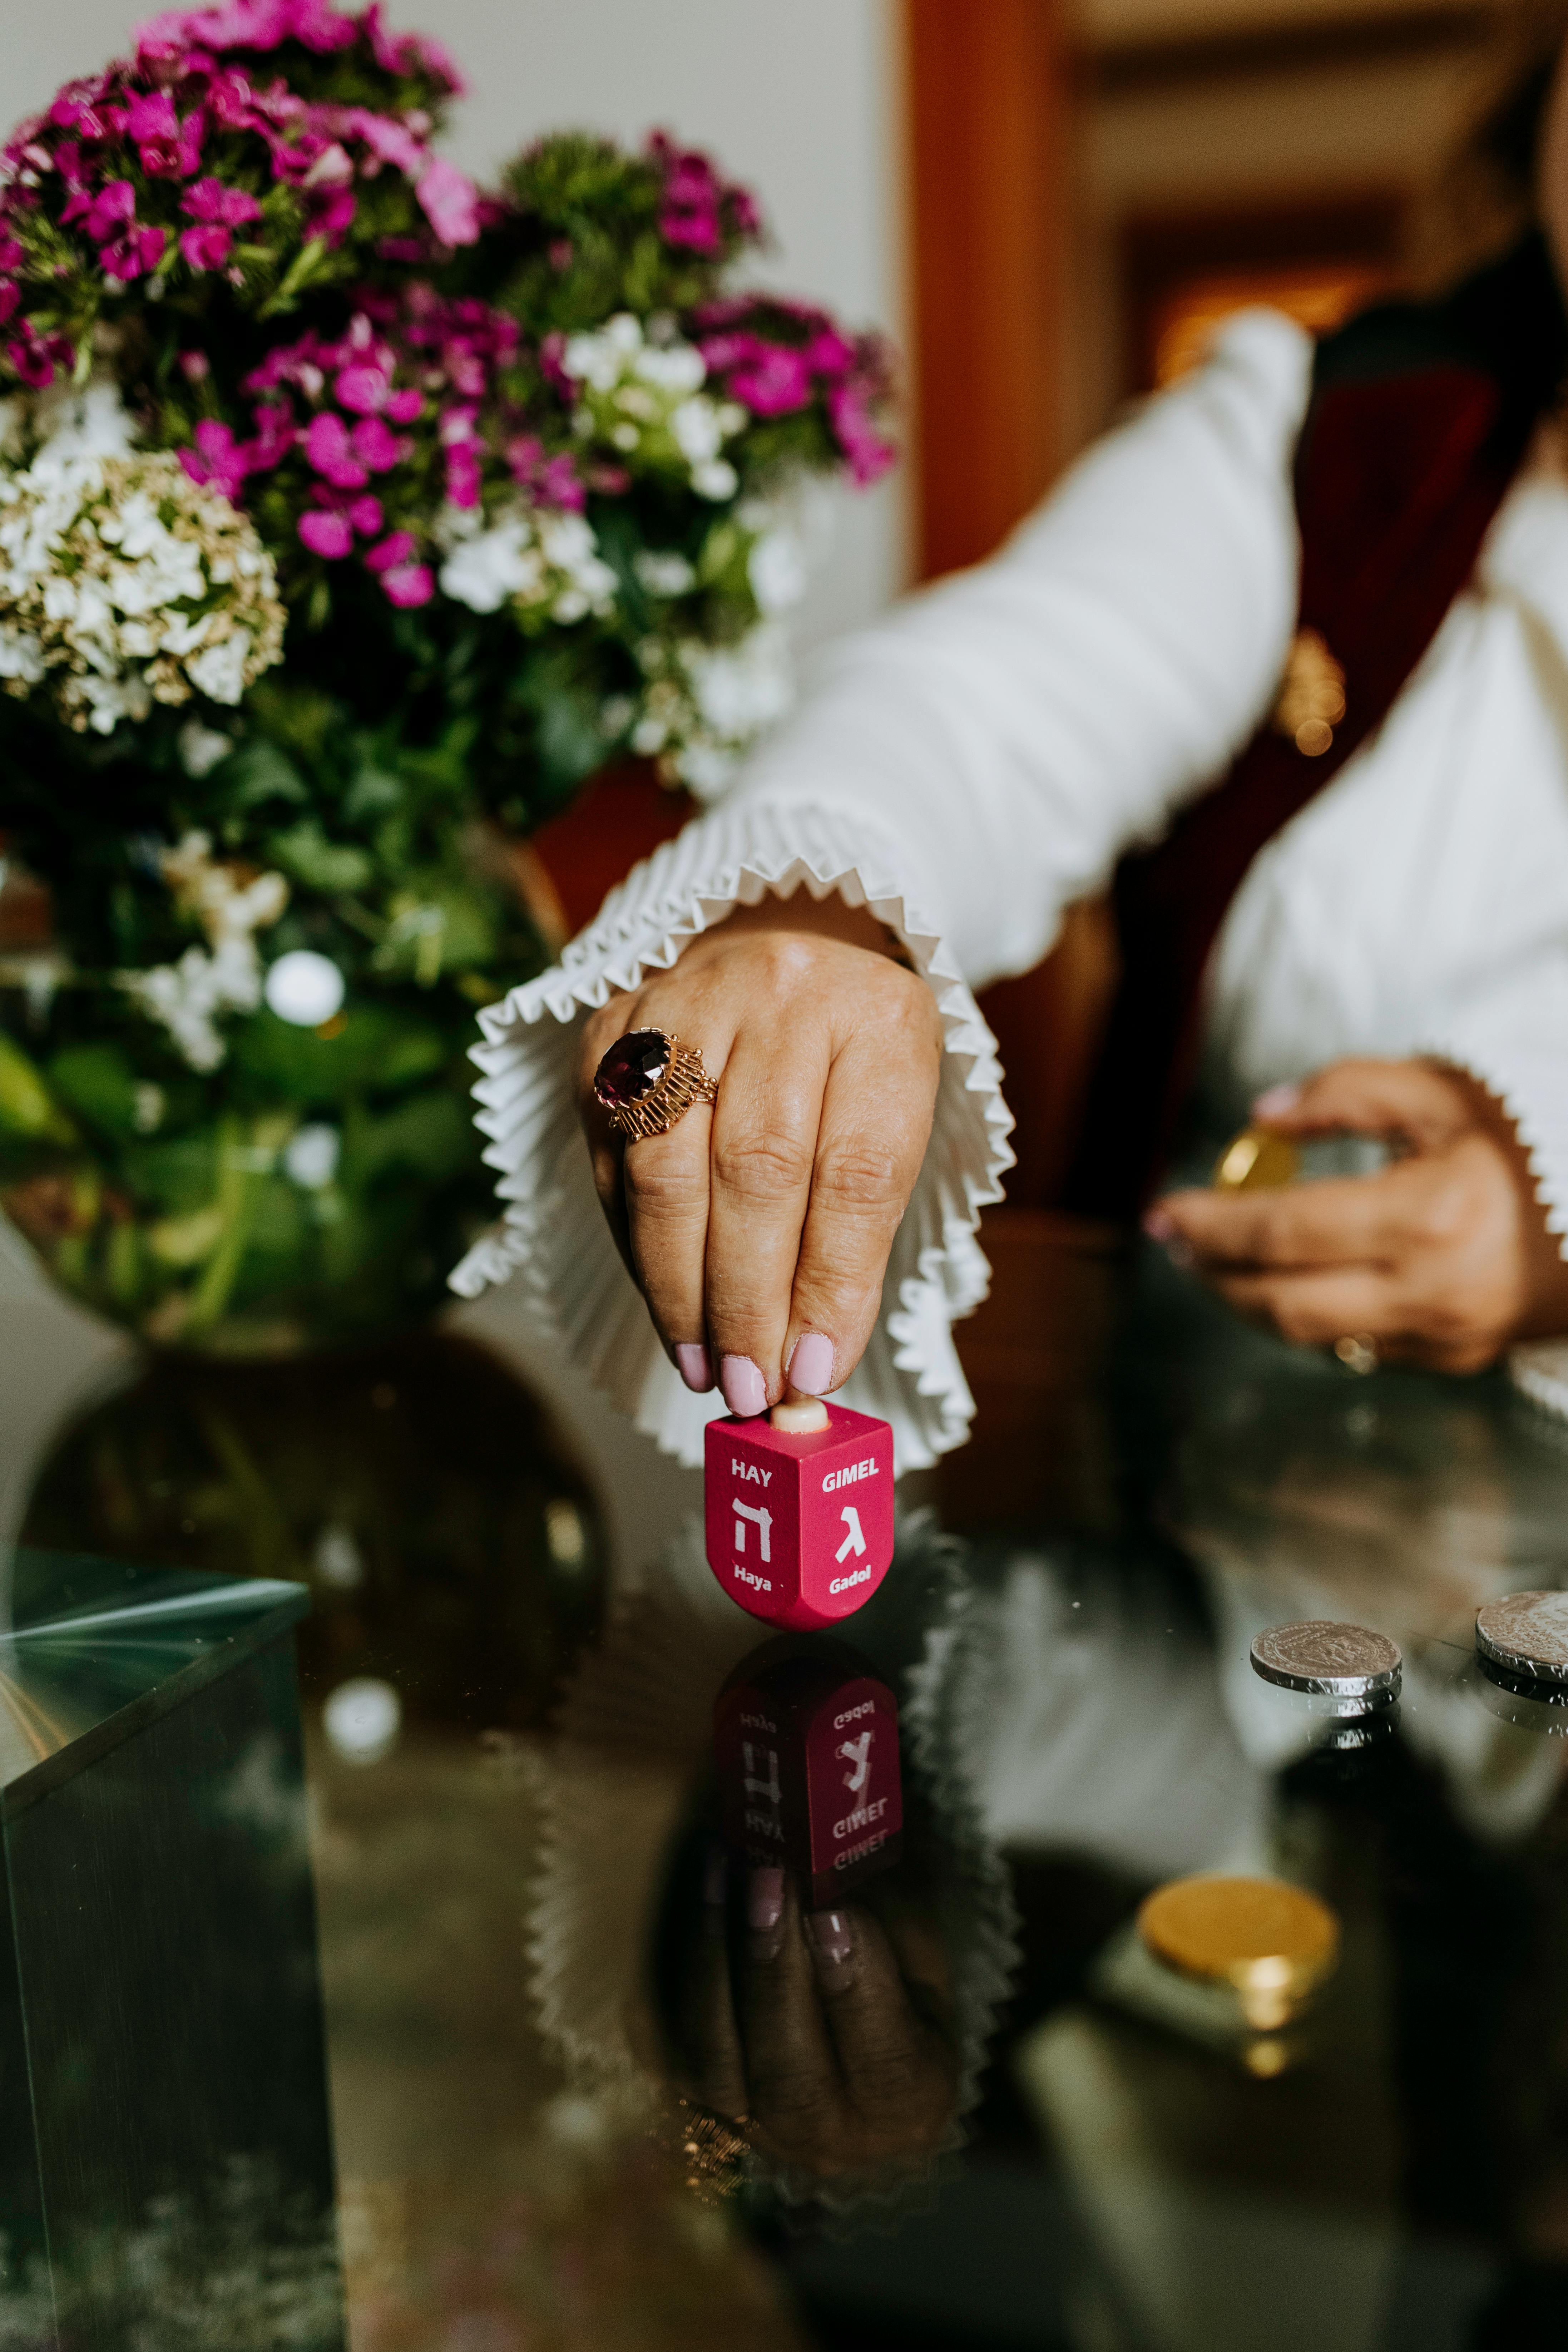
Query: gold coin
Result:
<box><xmin>1212</xmin><ymin>1125</ymin><xmax>1300</xmax><ymax>1191</ymax></box>
<box><xmin>1137</xmin><ymin>1874</ymin><xmax>1340</xmax><ymax>2028</ymax></box>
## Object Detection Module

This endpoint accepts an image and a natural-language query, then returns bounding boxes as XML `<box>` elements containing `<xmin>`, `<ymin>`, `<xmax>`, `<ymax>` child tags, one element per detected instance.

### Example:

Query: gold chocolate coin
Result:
<box><xmin>1212</xmin><ymin>1125</ymin><xmax>1300</xmax><ymax>1191</ymax></box>
<box><xmin>1137</xmin><ymin>1874</ymin><xmax>1340</xmax><ymax>2029</ymax></box>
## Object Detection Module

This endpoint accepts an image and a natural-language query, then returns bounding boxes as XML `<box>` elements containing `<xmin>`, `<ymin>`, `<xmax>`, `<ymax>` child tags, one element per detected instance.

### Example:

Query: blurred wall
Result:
<box><xmin>0</xmin><ymin>2</ymin><xmax>910</xmax><ymax>1582</ymax></box>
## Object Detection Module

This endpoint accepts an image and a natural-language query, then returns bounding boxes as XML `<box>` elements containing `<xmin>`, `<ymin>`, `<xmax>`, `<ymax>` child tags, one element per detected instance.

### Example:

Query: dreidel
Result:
<box><xmin>704</xmin><ymin>1394</ymin><xmax>895</xmax><ymax>1629</ymax></box>
<box><xmin>713</xmin><ymin>1635</ymin><xmax>903</xmax><ymax>1904</ymax></box>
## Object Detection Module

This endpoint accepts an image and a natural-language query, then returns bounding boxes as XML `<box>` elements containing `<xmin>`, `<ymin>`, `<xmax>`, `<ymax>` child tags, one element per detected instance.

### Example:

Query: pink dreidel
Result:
<box><xmin>714</xmin><ymin>1637</ymin><xmax>903</xmax><ymax>1905</ymax></box>
<box><xmin>704</xmin><ymin>1399</ymin><xmax>895</xmax><ymax>1629</ymax></box>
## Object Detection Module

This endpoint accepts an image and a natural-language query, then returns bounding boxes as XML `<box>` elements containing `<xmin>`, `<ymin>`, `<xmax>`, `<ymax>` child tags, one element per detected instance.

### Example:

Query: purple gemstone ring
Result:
<box><xmin>592</xmin><ymin>1026</ymin><xmax>718</xmax><ymax>1142</ymax></box>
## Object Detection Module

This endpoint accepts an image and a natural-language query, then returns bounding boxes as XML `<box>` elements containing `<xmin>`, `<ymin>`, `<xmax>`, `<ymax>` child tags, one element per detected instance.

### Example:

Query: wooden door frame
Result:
<box><xmin>903</xmin><ymin>0</ymin><xmax>1067</xmax><ymax>580</ymax></box>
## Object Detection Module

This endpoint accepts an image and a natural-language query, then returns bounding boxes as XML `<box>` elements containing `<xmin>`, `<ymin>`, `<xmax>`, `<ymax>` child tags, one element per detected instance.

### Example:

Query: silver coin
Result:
<box><xmin>1250</xmin><ymin>1620</ymin><xmax>1403</xmax><ymax>1699</ymax></box>
<box><xmin>1475</xmin><ymin>1590</ymin><xmax>1568</xmax><ymax>1686</ymax></box>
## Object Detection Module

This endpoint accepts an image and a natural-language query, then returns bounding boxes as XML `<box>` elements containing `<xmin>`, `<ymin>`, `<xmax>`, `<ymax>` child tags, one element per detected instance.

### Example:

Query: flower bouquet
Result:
<box><xmin>0</xmin><ymin>0</ymin><xmax>896</xmax><ymax>1354</ymax></box>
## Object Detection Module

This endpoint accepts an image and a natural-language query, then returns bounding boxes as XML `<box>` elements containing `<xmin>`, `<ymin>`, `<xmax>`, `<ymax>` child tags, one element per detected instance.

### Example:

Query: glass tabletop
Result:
<box><xmin>6</xmin><ymin>1248</ymin><xmax>1568</xmax><ymax>2351</ymax></box>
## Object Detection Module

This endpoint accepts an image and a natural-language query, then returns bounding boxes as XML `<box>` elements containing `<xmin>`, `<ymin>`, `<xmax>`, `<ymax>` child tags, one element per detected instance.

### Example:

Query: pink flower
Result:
<box><xmin>180</xmin><ymin>224</ymin><xmax>233</xmax><ymax>270</ymax></box>
<box><xmin>183</xmin><ymin>177</ymin><xmax>262</xmax><ymax>228</ymax></box>
<box><xmin>416</xmin><ymin>155</ymin><xmax>479</xmax><ymax>247</ymax></box>
<box><xmin>180</xmin><ymin>419</ymin><xmax>251</xmax><ymax>499</ymax></box>
<box><xmin>138</xmin><ymin>2</ymin><xmax>357</xmax><ymax>62</ymax></box>
<box><xmin>0</xmin><ymin>232</ymin><xmax>24</xmax><ymax>274</ymax></box>
<box><xmin>101</xmin><ymin>224</ymin><xmax>168</xmax><ymax>282</ymax></box>
<box><xmin>725</xmin><ymin>345</ymin><xmax>812</xmax><ymax>417</ymax></box>
<box><xmin>250</xmin><ymin>402</ymin><xmax>295</xmax><ymax>466</ymax></box>
<box><xmin>122</xmin><ymin>89</ymin><xmax>206</xmax><ymax>179</ymax></box>
<box><xmin>85</xmin><ymin>180</ymin><xmax>135</xmax><ymax>243</ymax></box>
<box><xmin>364</xmin><ymin>5</ymin><xmax>465</xmax><ymax>93</ymax></box>
<box><xmin>7</xmin><ymin>323</ymin><xmax>72</xmax><ymax>389</ymax></box>
<box><xmin>383</xmin><ymin>387</ymin><xmax>422</xmax><ymax>423</ymax></box>
<box><xmin>334</xmin><ymin>363</ymin><xmax>389</xmax><ymax>414</ymax></box>
<box><xmin>304</xmin><ymin>410</ymin><xmax>368</xmax><ymax>488</ymax></box>
<box><xmin>179</xmin><ymin>349</ymin><xmax>211</xmax><ymax>382</ymax></box>
<box><xmin>444</xmin><ymin>441</ymin><xmax>480</xmax><ymax>508</ymax></box>
<box><xmin>350</xmin><ymin>110</ymin><xmax>425</xmax><ymax>177</ymax></box>
<box><xmin>0</xmin><ymin>284</ymin><xmax>18</xmax><ymax>329</ymax></box>
<box><xmin>305</xmin><ymin>185</ymin><xmax>356</xmax><ymax>247</ymax></box>
<box><xmin>350</xmin><ymin>414</ymin><xmax>407</xmax><ymax>473</ymax></box>
<box><xmin>298</xmin><ymin>508</ymin><xmax>353</xmax><ymax>559</ymax></box>
<box><xmin>805</xmin><ymin>328</ymin><xmax>856</xmax><ymax>379</ymax></box>
<box><xmin>365</xmin><ymin>530</ymin><xmax>417</xmax><ymax>573</ymax></box>
<box><xmin>348</xmin><ymin>493</ymin><xmax>383</xmax><ymax>535</ymax></box>
<box><xmin>828</xmin><ymin>380</ymin><xmax>896</xmax><ymax>488</ymax></box>
<box><xmin>380</xmin><ymin>560</ymin><xmax>434</xmax><ymax>607</ymax></box>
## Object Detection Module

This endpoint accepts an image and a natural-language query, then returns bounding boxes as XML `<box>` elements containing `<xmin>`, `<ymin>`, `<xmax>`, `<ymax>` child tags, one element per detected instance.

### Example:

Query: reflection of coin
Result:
<box><xmin>1213</xmin><ymin>1125</ymin><xmax>1300</xmax><ymax>1191</ymax></box>
<box><xmin>1138</xmin><ymin>1875</ymin><xmax>1340</xmax><ymax>2029</ymax></box>
<box><xmin>1475</xmin><ymin>1590</ymin><xmax>1568</xmax><ymax>1686</ymax></box>
<box><xmin>1251</xmin><ymin>1620</ymin><xmax>1402</xmax><ymax>1699</ymax></box>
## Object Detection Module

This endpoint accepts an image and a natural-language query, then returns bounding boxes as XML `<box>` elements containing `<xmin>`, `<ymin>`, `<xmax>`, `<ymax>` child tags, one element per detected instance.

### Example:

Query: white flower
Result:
<box><xmin>178</xmin><ymin>720</ymin><xmax>234</xmax><ymax>778</ymax></box>
<box><xmin>283</xmin><ymin>1122</ymin><xmax>341</xmax><ymax>1190</ymax></box>
<box><xmin>561</xmin><ymin>311</ymin><xmax>742</xmax><ymax>503</ymax></box>
<box><xmin>0</xmin><ymin>450</ymin><xmax>284</xmax><ymax>735</ymax></box>
<box><xmin>29</xmin><ymin>379</ymin><xmax>136</xmax><ymax>464</ymax></box>
<box><xmin>186</xmin><ymin>629</ymin><xmax>253</xmax><ymax>706</ymax></box>
<box><xmin>439</xmin><ymin>501</ymin><xmax>617</xmax><ymax>625</ymax></box>
<box><xmin>117</xmin><ymin>832</ymin><xmax>290</xmax><ymax>1069</ymax></box>
<box><xmin>634</xmin><ymin>550</ymin><xmax>696</xmax><ymax>598</ymax></box>
<box><xmin>630</xmin><ymin>621</ymin><xmax>795</xmax><ymax>799</ymax></box>
<box><xmin>669</xmin><ymin>397</ymin><xmax>725</xmax><ymax>465</ymax></box>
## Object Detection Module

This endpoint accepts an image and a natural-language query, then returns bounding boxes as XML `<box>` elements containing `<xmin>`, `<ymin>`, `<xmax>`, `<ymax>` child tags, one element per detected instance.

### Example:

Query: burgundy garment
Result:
<box><xmin>1058</xmin><ymin>362</ymin><xmax>1523</xmax><ymax>1220</ymax></box>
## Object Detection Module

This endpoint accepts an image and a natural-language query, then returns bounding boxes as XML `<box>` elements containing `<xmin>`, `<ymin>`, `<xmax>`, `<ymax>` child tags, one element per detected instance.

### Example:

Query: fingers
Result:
<box><xmin>1252</xmin><ymin>1058</ymin><xmax>1473</xmax><ymax>1151</ymax></box>
<box><xmin>704</xmin><ymin>1022</ymin><xmax>834</xmax><ymax>1412</ymax></box>
<box><xmin>1208</xmin><ymin>1263</ymin><xmax>1396</xmax><ymax>1351</ymax></box>
<box><xmin>1157</xmin><ymin>1158</ymin><xmax>1445</xmax><ymax>1271</ymax></box>
<box><xmin>782</xmin><ymin>1018</ymin><xmax>940</xmax><ymax>1396</ymax></box>
<box><xmin>620</xmin><ymin>1104</ymin><xmax>716</xmax><ymax>1385</ymax></box>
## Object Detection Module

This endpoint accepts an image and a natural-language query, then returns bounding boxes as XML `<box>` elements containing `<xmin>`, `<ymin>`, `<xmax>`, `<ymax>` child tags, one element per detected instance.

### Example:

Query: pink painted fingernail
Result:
<box><xmin>748</xmin><ymin>1866</ymin><xmax>786</xmax><ymax>1958</ymax></box>
<box><xmin>720</xmin><ymin>1354</ymin><xmax>767</xmax><ymax>1418</ymax></box>
<box><xmin>674</xmin><ymin>1341</ymin><xmax>714</xmax><ymax>1393</ymax></box>
<box><xmin>1142</xmin><ymin>1208</ymin><xmax>1175</xmax><ymax>1240</ymax></box>
<box><xmin>807</xmin><ymin>1909</ymin><xmax>855</xmax><ymax>1982</ymax></box>
<box><xmin>1253</xmin><ymin>1081</ymin><xmax>1301</xmax><ymax>1120</ymax></box>
<box><xmin>787</xmin><ymin>1332</ymin><xmax>835</xmax><ymax>1397</ymax></box>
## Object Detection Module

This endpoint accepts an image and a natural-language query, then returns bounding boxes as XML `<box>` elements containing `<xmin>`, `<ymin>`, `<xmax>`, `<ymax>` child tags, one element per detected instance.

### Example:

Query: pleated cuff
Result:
<box><xmin>450</xmin><ymin>798</ymin><xmax>1015</xmax><ymax>1471</ymax></box>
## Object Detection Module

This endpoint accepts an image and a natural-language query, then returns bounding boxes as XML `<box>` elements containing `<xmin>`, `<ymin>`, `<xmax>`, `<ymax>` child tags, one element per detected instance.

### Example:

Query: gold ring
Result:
<box><xmin>593</xmin><ymin>1026</ymin><xmax>718</xmax><ymax>1141</ymax></box>
<box><xmin>1334</xmin><ymin>1333</ymin><xmax>1378</xmax><ymax>1375</ymax></box>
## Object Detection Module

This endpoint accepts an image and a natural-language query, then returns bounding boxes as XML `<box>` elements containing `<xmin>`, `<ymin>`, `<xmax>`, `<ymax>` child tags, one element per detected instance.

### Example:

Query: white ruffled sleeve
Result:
<box><xmin>449</xmin><ymin>799</ymin><xmax>1014</xmax><ymax>1471</ymax></box>
<box><xmin>450</xmin><ymin>307</ymin><xmax>1314</xmax><ymax>1470</ymax></box>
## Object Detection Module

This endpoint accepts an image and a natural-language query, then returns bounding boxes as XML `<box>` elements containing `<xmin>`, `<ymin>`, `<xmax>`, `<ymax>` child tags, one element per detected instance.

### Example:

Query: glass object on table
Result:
<box><xmin>0</xmin><ymin>1549</ymin><xmax>341</xmax><ymax>2348</ymax></box>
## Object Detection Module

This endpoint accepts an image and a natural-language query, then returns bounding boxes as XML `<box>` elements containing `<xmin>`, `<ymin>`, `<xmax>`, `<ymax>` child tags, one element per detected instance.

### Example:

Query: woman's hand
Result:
<box><xmin>577</xmin><ymin>894</ymin><xmax>943</xmax><ymax>1415</ymax></box>
<box><xmin>1147</xmin><ymin>1058</ymin><xmax>1568</xmax><ymax>1374</ymax></box>
<box><xmin>679</xmin><ymin>1862</ymin><xmax>958</xmax><ymax>2182</ymax></box>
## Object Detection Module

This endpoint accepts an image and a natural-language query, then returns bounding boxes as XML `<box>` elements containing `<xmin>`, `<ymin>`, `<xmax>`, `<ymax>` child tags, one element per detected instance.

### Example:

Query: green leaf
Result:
<box><xmin>268</xmin><ymin>821</ymin><xmax>375</xmax><ymax>895</ymax></box>
<box><xmin>225</xmin><ymin>740</ymin><xmax>309</xmax><ymax>811</ymax></box>
<box><xmin>342</xmin><ymin>1090</ymin><xmax>476</xmax><ymax>1190</ymax></box>
<box><xmin>47</xmin><ymin>1044</ymin><xmax>143</xmax><ymax>1140</ymax></box>
<box><xmin>229</xmin><ymin>1006</ymin><xmax>450</xmax><ymax>1104</ymax></box>
<box><xmin>0</xmin><ymin>1034</ymin><xmax>77</xmax><ymax>1145</ymax></box>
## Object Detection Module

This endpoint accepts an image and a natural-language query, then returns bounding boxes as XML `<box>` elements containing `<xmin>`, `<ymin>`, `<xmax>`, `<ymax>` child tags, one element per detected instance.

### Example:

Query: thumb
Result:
<box><xmin>1251</xmin><ymin>1057</ymin><xmax>1473</xmax><ymax>1153</ymax></box>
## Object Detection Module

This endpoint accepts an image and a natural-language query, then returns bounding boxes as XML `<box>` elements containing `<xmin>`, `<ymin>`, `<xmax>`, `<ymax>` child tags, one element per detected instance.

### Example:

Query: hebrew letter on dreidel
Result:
<box><xmin>837</xmin><ymin>1730</ymin><xmax>873</xmax><ymax>1792</ymax></box>
<box><xmin>734</xmin><ymin>1501</ymin><xmax>772</xmax><ymax>1562</ymax></box>
<box><xmin>835</xmin><ymin>1506</ymin><xmax>866</xmax><ymax>1564</ymax></box>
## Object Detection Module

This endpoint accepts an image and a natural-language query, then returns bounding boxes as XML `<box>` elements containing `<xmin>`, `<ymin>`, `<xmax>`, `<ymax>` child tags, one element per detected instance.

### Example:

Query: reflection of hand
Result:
<box><xmin>1149</xmin><ymin>1060</ymin><xmax>1568</xmax><ymax>1373</ymax></box>
<box><xmin>679</xmin><ymin>1862</ymin><xmax>958</xmax><ymax>2181</ymax></box>
<box><xmin>576</xmin><ymin>895</ymin><xmax>941</xmax><ymax>1416</ymax></box>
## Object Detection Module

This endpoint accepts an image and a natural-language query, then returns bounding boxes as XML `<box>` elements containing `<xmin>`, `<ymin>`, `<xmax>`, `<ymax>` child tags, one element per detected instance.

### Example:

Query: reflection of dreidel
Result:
<box><xmin>704</xmin><ymin>1394</ymin><xmax>894</xmax><ymax>1630</ymax></box>
<box><xmin>713</xmin><ymin>1636</ymin><xmax>904</xmax><ymax>1905</ymax></box>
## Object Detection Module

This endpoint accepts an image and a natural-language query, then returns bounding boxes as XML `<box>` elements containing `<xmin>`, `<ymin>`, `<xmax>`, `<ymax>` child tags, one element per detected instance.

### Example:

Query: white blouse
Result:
<box><xmin>452</xmin><ymin>307</ymin><xmax>1568</xmax><ymax>1467</ymax></box>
